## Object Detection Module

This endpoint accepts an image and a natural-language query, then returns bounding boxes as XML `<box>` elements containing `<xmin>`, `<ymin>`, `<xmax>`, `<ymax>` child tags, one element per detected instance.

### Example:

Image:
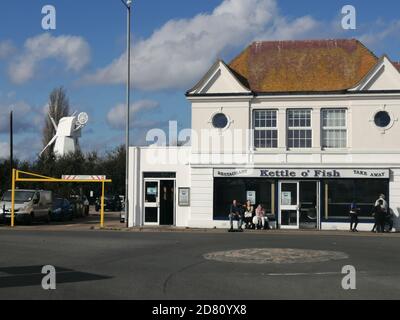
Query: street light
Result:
<box><xmin>10</xmin><ymin>108</ymin><xmax>14</xmax><ymax>183</ymax></box>
<box><xmin>121</xmin><ymin>0</ymin><xmax>132</xmax><ymax>227</ymax></box>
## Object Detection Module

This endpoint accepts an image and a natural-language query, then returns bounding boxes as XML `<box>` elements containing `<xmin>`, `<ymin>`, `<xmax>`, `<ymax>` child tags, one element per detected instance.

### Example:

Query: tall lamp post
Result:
<box><xmin>10</xmin><ymin>109</ymin><xmax>13</xmax><ymax>181</ymax></box>
<box><xmin>121</xmin><ymin>0</ymin><xmax>132</xmax><ymax>227</ymax></box>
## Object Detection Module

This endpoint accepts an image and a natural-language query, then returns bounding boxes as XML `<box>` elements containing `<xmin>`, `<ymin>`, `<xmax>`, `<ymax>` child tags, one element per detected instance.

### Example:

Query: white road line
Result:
<box><xmin>264</xmin><ymin>271</ymin><xmax>368</xmax><ymax>277</ymax></box>
<box><xmin>264</xmin><ymin>272</ymin><xmax>342</xmax><ymax>276</ymax></box>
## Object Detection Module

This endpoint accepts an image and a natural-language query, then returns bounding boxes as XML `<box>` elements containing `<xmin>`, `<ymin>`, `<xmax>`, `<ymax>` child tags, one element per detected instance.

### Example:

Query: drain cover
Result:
<box><xmin>204</xmin><ymin>248</ymin><xmax>349</xmax><ymax>264</ymax></box>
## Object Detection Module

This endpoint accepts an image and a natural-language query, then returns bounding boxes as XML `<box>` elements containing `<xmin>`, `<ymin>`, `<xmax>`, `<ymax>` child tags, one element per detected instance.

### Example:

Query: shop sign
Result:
<box><xmin>214</xmin><ymin>168</ymin><xmax>390</xmax><ymax>179</ymax></box>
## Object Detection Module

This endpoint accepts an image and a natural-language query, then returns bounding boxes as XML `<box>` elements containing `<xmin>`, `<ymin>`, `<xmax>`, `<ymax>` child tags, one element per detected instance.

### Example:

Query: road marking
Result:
<box><xmin>263</xmin><ymin>271</ymin><xmax>369</xmax><ymax>277</ymax></box>
<box><xmin>265</xmin><ymin>272</ymin><xmax>342</xmax><ymax>276</ymax></box>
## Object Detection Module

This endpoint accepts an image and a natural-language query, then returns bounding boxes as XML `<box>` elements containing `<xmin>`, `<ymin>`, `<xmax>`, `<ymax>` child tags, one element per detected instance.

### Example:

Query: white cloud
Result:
<box><xmin>107</xmin><ymin>100</ymin><xmax>160</xmax><ymax>129</ymax></box>
<box><xmin>358</xmin><ymin>20</ymin><xmax>400</xmax><ymax>47</ymax></box>
<box><xmin>8</xmin><ymin>33</ymin><xmax>91</xmax><ymax>84</ymax></box>
<box><xmin>0</xmin><ymin>40</ymin><xmax>16</xmax><ymax>59</ymax></box>
<box><xmin>0</xmin><ymin>142</ymin><xmax>10</xmax><ymax>159</ymax></box>
<box><xmin>0</xmin><ymin>101</ymin><xmax>43</xmax><ymax>134</ymax></box>
<box><xmin>83</xmin><ymin>0</ymin><xmax>319</xmax><ymax>91</ymax></box>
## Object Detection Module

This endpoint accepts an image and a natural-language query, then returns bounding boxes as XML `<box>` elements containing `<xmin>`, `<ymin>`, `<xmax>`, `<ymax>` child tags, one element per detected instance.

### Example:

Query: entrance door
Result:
<box><xmin>299</xmin><ymin>181</ymin><xmax>319</xmax><ymax>229</ymax></box>
<box><xmin>279</xmin><ymin>181</ymin><xmax>299</xmax><ymax>229</ymax></box>
<box><xmin>144</xmin><ymin>180</ymin><xmax>160</xmax><ymax>225</ymax></box>
<box><xmin>159</xmin><ymin>180</ymin><xmax>175</xmax><ymax>226</ymax></box>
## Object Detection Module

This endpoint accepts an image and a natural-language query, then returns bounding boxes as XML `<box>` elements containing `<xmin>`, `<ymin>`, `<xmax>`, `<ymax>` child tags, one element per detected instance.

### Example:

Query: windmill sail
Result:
<box><xmin>40</xmin><ymin>135</ymin><xmax>58</xmax><ymax>157</ymax></box>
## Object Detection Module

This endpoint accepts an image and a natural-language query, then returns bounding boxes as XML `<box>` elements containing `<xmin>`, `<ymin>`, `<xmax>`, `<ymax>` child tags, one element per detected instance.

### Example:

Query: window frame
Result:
<box><xmin>287</xmin><ymin>109</ymin><xmax>313</xmax><ymax>149</ymax></box>
<box><xmin>321</xmin><ymin>108</ymin><xmax>348</xmax><ymax>150</ymax></box>
<box><xmin>253</xmin><ymin>109</ymin><xmax>279</xmax><ymax>149</ymax></box>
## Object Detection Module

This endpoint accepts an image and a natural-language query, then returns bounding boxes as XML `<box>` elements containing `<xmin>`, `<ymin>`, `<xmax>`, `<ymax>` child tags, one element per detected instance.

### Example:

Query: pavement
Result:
<box><xmin>1</xmin><ymin>217</ymin><xmax>400</xmax><ymax>300</ymax></box>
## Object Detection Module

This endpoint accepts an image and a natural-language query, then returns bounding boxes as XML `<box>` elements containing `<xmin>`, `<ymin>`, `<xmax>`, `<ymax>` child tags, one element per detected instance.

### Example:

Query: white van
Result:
<box><xmin>0</xmin><ymin>190</ymin><xmax>53</xmax><ymax>224</ymax></box>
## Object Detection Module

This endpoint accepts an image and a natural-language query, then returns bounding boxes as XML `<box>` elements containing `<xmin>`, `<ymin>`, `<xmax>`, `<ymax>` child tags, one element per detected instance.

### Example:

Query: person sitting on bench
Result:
<box><xmin>243</xmin><ymin>200</ymin><xmax>255</xmax><ymax>229</ymax></box>
<box><xmin>254</xmin><ymin>204</ymin><xmax>270</xmax><ymax>230</ymax></box>
<box><xmin>229</xmin><ymin>200</ymin><xmax>243</xmax><ymax>232</ymax></box>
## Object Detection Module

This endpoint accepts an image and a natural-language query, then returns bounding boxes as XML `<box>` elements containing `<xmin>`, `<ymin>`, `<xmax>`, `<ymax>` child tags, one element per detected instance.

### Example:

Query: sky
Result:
<box><xmin>0</xmin><ymin>0</ymin><xmax>399</xmax><ymax>160</ymax></box>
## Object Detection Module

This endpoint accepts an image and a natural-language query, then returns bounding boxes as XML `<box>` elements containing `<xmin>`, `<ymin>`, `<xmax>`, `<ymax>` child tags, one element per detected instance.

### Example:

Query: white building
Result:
<box><xmin>129</xmin><ymin>39</ymin><xmax>400</xmax><ymax>231</ymax></box>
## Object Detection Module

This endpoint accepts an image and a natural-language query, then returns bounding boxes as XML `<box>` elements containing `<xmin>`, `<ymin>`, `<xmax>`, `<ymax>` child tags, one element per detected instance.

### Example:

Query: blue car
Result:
<box><xmin>51</xmin><ymin>198</ymin><xmax>73</xmax><ymax>221</ymax></box>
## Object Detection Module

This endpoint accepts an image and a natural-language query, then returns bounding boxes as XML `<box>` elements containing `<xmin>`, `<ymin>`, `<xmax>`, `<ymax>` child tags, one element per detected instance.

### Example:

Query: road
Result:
<box><xmin>0</xmin><ymin>226</ymin><xmax>400</xmax><ymax>300</ymax></box>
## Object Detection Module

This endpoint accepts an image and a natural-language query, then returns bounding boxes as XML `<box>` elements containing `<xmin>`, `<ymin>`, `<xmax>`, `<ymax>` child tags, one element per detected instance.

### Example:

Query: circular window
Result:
<box><xmin>212</xmin><ymin>113</ymin><xmax>229</xmax><ymax>129</ymax></box>
<box><xmin>374</xmin><ymin>111</ymin><xmax>391</xmax><ymax>128</ymax></box>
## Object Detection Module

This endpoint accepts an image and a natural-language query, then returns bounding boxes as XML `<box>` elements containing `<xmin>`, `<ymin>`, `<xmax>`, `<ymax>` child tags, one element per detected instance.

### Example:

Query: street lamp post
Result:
<box><xmin>10</xmin><ymin>110</ymin><xmax>13</xmax><ymax>180</ymax></box>
<box><xmin>121</xmin><ymin>0</ymin><xmax>132</xmax><ymax>227</ymax></box>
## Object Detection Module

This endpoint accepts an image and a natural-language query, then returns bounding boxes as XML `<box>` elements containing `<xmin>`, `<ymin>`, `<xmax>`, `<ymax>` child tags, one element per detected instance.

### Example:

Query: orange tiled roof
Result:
<box><xmin>229</xmin><ymin>39</ymin><xmax>380</xmax><ymax>92</ymax></box>
<box><xmin>393</xmin><ymin>61</ymin><xmax>400</xmax><ymax>72</ymax></box>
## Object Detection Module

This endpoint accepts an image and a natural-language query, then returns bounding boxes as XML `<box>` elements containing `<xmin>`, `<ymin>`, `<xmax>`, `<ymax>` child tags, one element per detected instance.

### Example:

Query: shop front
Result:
<box><xmin>143</xmin><ymin>172</ymin><xmax>176</xmax><ymax>226</ymax></box>
<box><xmin>213</xmin><ymin>168</ymin><xmax>390</xmax><ymax>230</ymax></box>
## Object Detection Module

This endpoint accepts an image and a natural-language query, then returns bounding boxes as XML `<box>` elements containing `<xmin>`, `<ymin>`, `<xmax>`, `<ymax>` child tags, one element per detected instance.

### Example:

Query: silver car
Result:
<box><xmin>0</xmin><ymin>190</ymin><xmax>53</xmax><ymax>225</ymax></box>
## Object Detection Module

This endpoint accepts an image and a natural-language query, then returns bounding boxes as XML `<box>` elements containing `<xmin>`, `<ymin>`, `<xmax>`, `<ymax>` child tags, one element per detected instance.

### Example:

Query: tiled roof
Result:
<box><xmin>229</xmin><ymin>39</ymin><xmax>380</xmax><ymax>92</ymax></box>
<box><xmin>393</xmin><ymin>62</ymin><xmax>400</xmax><ymax>72</ymax></box>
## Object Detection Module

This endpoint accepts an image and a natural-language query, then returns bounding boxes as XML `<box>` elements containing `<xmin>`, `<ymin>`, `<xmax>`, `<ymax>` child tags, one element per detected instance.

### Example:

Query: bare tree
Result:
<box><xmin>42</xmin><ymin>87</ymin><xmax>70</xmax><ymax>158</ymax></box>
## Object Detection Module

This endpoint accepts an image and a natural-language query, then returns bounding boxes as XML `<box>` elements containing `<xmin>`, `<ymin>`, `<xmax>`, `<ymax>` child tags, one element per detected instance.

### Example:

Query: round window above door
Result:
<box><xmin>374</xmin><ymin>111</ymin><xmax>391</xmax><ymax>128</ymax></box>
<box><xmin>212</xmin><ymin>113</ymin><xmax>229</xmax><ymax>129</ymax></box>
<box><xmin>371</xmin><ymin>108</ymin><xmax>398</xmax><ymax>134</ymax></box>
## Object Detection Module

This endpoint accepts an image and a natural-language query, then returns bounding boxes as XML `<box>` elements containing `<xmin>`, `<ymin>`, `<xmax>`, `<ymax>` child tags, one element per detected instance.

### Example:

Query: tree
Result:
<box><xmin>42</xmin><ymin>87</ymin><xmax>70</xmax><ymax>159</ymax></box>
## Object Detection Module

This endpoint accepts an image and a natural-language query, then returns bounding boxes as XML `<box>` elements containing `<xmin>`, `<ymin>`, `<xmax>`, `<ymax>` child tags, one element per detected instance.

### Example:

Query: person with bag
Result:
<box><xmin>255</xmin><ymin>204</ymin><xmax>270</xmax><ymax>230</ymax></box>
<box><xmin>229</xmin><ymin>200</ymin><xmax>243</xmax><ymax>232</ymax></box>
<box><xmin>243</xmin><ymin>200</ymin><xmax>254</xmax><ymax>229</ymax></box>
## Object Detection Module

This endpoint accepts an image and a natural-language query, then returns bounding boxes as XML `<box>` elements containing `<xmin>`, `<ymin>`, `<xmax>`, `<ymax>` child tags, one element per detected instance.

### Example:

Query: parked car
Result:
<box><xmin>69</xmin><ymin>195</ymin><xmax>90</xmax><ymax>218</ymax></box>
<box><xmin>51</xmin><ymin>198</ymin><xmax>73</xmax><ymax>221</ymax></box>
<box><xmin>95</xmin><ymin>195</ymin><xmax>122</xmax><ymax>212</ymax></box>
<box><xmin>0</xmin><ymin>189</ymin><xmax>53</xmax><ymax>225</ymax></box>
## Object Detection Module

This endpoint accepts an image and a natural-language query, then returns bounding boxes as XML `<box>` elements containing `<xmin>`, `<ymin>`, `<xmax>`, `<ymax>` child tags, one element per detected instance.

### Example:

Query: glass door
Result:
<box><xmin>299</xmin><ymin>181</ymin><xmax>319</xmax><ymax>229</ymax></box>
<box><xmin>144</xmin><ymin>180</ymin><xmax>160</xmax><ymax>225</ymax></box>
<box><xmin>279</xmin><ymin>181</ymin><xmax>300</xmax><ymax>229</ymax></box>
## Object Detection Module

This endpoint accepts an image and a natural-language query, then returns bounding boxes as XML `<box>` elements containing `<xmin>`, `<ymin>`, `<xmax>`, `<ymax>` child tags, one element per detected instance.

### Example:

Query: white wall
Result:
<box><xmin>129</xmin><ymin>147</ymin><xmax>191</xmax><ymax>227</ymax></box>
<box><xmin>390</xmin><ymin>169</ymin><xmax>400</xmax><ymax>230</ymax></box>
<box><xmin>187</xmin><ymin>167</ymin><xmax>214</xmax><ymax>228</ymax></box>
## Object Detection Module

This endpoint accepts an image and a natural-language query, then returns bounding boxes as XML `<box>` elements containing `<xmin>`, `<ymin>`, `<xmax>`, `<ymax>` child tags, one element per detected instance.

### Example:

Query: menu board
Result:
<box><xmin>179</xmin><ymin>188</ymin><xmax>190</xmax><ymax>207</ymax></box>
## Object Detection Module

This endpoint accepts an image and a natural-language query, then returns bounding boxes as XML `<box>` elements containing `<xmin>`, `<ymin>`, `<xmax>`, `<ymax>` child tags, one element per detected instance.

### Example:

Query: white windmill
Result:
<box><xmin>40</xmin><ymin>111</ymin><xmax>89</xmax><ymax>157</ymax></box>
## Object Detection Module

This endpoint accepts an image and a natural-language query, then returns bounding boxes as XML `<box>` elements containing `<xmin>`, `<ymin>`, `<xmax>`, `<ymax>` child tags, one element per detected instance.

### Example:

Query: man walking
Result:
<box><xmin>349</xmin><ymin>201</ymin><xmax>360</xmax><ymax>232</ymax></box>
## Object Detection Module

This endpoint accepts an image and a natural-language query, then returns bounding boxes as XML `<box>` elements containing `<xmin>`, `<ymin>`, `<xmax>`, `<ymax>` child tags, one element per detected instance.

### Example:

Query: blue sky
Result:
<box><xmin>0</xmin><ymin>0</ymin><xmax>399</xmax><ymax>160</ymax></box>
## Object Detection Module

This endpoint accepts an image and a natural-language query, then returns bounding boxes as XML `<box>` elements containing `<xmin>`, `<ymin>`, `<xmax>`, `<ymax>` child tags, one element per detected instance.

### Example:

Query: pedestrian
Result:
<box><xmin>349</xmin><ymin>201</ymin><xmax>360</xmax><ymax>232</ymax></box>
<box><xmin>375</xmin><ymin>194</ymin><xmax>388</xmax><ymax>213</ymax></box>
<box><xmin>373</xmin><ymin>200</ymin><xmax>385</xmax><ymax>233</ymax></box>
<box><xmin>243</xmin><ymin>200</ymin><xmax>254</xmax><ymax>229</ymax></box>
<box><xmin>229</xmin><ymin>200</ymin><xmax>243</xmax><ymax>232</ymax></box>
<box><xmin>255</xmin><ymin>204</ymin><xmax>270</xmax><ymax>230</ymax></box>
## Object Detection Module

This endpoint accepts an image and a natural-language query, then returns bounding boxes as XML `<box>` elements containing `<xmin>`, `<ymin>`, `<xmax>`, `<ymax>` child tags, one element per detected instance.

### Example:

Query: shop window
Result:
<box><xmin>323</xmin><ymin>179</ymin><xmax>389</xmax><ymax>220</ymax></box>
<box><xmin>254</xmin><ymin>110</ymin><xmax>278</xmax><ymax>148</ymax></box>
<box><xmin>288</xmin><ymin>109</ymin><xmax>312</xmax><ymax>148</ymax></box>
<box><xmin>322</xmin><ymin>109</ymin><xmax>347</xmax><ymax>148</ymax></box>
<box><xmin>214</xmin><ymin>178</ymin><xmax>275</xmax><ymax>220</ymax></box>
